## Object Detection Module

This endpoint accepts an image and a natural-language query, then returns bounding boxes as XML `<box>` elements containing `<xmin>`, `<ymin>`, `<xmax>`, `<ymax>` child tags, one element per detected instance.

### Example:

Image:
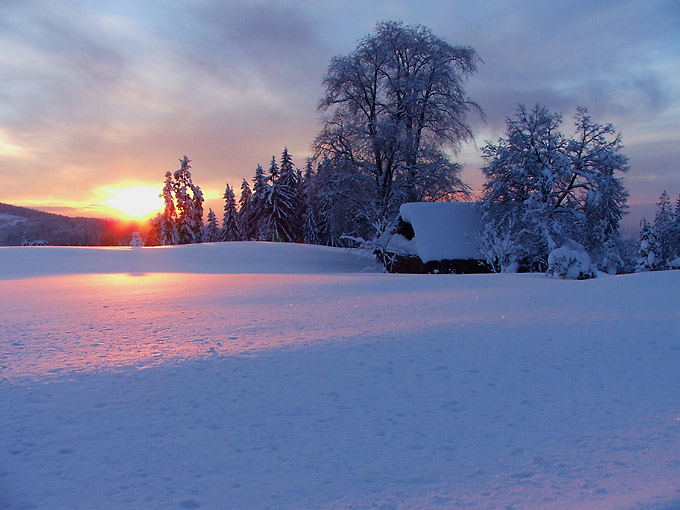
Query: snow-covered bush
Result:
<box><xmin>129</xmin><ymin>231</ymin><xmax>144</xmax><ymax>248</ymax></box>
<box><xmin>547</xmin><ymin>243</ymin><xmax>596</xmax><ymax>280</ymax></box>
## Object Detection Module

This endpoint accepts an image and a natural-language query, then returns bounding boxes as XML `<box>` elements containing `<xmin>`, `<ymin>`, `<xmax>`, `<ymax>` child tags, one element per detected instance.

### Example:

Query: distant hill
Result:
<box><xmin>0</xmin><ymin>203</ymin><xmax>139</xmax><ymax>246</ymax></box>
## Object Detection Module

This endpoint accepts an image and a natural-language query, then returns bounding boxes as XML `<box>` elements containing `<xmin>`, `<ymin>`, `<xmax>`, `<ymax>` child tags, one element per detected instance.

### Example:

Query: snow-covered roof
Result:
<box><xmin>396</xmin><ymin>202</ymin><xmax>483</xmax><ymax>262</ymax></box>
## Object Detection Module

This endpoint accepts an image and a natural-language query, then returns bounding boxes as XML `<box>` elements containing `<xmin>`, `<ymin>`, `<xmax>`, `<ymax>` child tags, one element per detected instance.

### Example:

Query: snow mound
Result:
<box><xmin>547</xmin><ymin>242</ymin><xmax>597</xmax><ymax>280</ymax></box>
<box><xmin>0</xmin><ymin>242</ymin><xmax>381</xmax><ymax>280</ymax></box>
<box><xmin>398</xmin><ymin>202</ymin><xmax>482</xmax><ymax>262</ymax></box>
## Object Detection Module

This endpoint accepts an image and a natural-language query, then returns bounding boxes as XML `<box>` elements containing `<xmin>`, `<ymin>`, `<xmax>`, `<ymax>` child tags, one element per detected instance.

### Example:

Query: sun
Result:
<box><xmin>103</xmin><ymin>185</ymin><xmax>164</xmax><ymax>220</ymax></box>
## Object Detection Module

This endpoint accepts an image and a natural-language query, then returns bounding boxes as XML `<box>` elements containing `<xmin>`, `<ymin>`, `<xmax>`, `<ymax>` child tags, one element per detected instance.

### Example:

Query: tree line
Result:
<box><xmin>147</xmin><ymin>148</ymin><xmax>358</xmax><ymax>247</ymax></box>
<box><xmin>145</xmin><ymin>20</ymin><xmax>678</xmax><ymax>276</ymax></box>
<box><xmin>638</xmin><ymin>191</ymin><xmax>680</xmax><ymax>271</ymax></box>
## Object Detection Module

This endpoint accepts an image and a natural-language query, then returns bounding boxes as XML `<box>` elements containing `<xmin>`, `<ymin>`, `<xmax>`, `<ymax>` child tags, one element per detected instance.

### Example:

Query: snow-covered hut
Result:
<box><xmin>384</xmin><ymin>202</ymin><xmax>488</xmax><ymax>274</ymax></box>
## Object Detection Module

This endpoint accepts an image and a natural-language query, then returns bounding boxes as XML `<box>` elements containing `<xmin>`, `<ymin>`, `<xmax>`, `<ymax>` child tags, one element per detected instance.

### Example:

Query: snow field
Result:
<box><xmin>0</xmin><ymin>244</ymin><xmax>679</xmax><ymax>509</ymax></box>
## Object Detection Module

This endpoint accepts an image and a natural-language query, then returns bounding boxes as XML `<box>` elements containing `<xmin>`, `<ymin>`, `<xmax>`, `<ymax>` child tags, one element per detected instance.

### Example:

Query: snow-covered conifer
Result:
<box><xmin>275</xmin><ymin>147</ymin><xmax>302</xmax><ymax>241</ymax></box>
<box><xmin>173</xmin><ymin>156</ymin><xmax>204</xmax><ymax>244</ymax></box>
<box><xmin>303</xmin><ymin>158</ymin><xmax>314</xmax><ymax>182</ymax></box>
<box><xmin>160</xmin><ymin>171</ymin><xmax>179</xmax><ymax>245</ymax></box>
<box><xmin>638</xmin><ymin>218</ymin><xmax>661</xmax><ymax>271</ymax></box>
<box><xmin>147</xmin><ymin>214</ymin><xmax>162</xmax><ymax>246</ymax></box>
<box><xmin>650</xmin><ymin>191</ymin><xmax>680</xmax><ymax>268</ymax></box>
<box><xmin>263</xmin><ymin>175</ymin><xmax>296</xmax><ymax>242</ymax></box>
<box><xmin>303</xmin><ymin>205</ymin><xmax>320</xmax><ymax>245</ymax></box>
<box><xmin>203</xmin><ymin>208</ymin><xmax>220</xmax><ymax>242</ymax></box>
<box><xmin>221</xmin><ymin>184</ymin><xmax>240</xmax><ymax>242</ymax></box>
<box><xmin>250</xmin><ymin>164</ymin><xmax>269</xmax><ymax>240</ymax></box>
<box><xmin>280</xmin><ymin>148</ymin><xmax>294</xmax><ymax>177</ymax></box>
<box><xmin>268</xmin><ymin>155</ymin><xmax>279</xmax><ymax>182</ymax></box>
<box><xmin>238</xmin><ymin>179</ymin><xmax>253</xmax><ymax>240</ymax></box>
<box><xmin>301</xmin><ymin>158</ymin><xmax>321</xmax><ymax>244</ymax></box>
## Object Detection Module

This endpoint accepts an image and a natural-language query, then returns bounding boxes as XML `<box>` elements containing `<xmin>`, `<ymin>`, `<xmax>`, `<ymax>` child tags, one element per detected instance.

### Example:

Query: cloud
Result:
<box><xmin>0</xmin><ymin>0</ymin><xmax>678</xmax><ymax>221</ymax></box>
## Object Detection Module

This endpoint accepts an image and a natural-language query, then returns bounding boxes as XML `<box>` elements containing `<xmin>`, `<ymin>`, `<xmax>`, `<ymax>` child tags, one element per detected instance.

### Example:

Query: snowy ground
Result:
<box><xmin>1</xmin><ymin>244</ymin><xmax>679</xmax><ymax>509</ymax></box>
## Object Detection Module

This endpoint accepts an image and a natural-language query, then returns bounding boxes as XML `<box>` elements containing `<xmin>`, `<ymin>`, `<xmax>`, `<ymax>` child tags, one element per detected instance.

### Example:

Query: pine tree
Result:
<box><xmin>263</xmin><ymin>177</ymin><xmax>296</xmax><ymax>242</ymax></box>
<box><xmin>655</xmin><ymin>191</ymin><xmax>673</xmax><ymax>228</ymax></box>
<box><xmin>250</xmin><ymin>164</ymin><xmax>269</xmax><ymax>240</ymax></box>
<box><xmin>160</xmin><ymin>171</ymin><xmax>179</xmax><ymax>245</ymax></box>
<box><xmin>280</xmin><ymin>148</ymin><xmax>294</xmax><ymax>176</ymax></box>
<box><xmin>221</xmin><ymin>184</ymin><xmax>240</xmax><ymax>241</ymax></box>
<box><xmin>268</xmin><ymin>155</ymin><xmax>279</xmax><ymax>182</ymax></box>
<box><xmin>653</xmin><ymin>191</ymin><xmax>679</xmax><ymax>267</ymax></box>
<box><xmin>638</xmin><ymin>218</ymin><xmax>661</xmax><ymax>271</ymax></box>
<box><xmin>301</xmin><ymin>158</ymin><xmax>320</xmax><ymax>244</ymax></box>
<box><xmin>276</xmin><ymin>147</ymin><xmax>302</xmax><ymax>241</ymax></box>
<box><xmin>238</xmin><ymin>179</ymin><xmax>253</xmax><ymax>240</ymax></box>
<box><xmin>203</xmin><ymin>208</ymin><xmax>220</xmax><ymax>242</ymax></box>
<box><xmin>147</xmin><ymin>214</ymin><xmax>162</xmax><ymax>246</ymax></box>
<box><xmin>303</xmin><ymin>205</ymin><xmax>320</xmax><ymax>245</ymax></box>
<box><xmin>303</xmin><ymin>158</ymin><xmax>314</xmax><ymax>182</ymax></box>
<box><xmin>173</xmin><ymin>156</ymin><xmax>204</xmax><ymax>244</ymax></box>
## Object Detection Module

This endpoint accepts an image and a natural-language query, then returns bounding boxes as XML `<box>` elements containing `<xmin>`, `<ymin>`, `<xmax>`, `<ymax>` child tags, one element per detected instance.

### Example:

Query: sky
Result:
<box><xmin>1</xmin><ymin>0</ymin><xmax>678</xmax><ymax>229</ymax></box>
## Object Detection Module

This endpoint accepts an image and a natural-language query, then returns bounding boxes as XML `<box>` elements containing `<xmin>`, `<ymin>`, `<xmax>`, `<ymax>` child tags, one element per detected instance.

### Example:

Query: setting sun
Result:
<box><xmin>102</xmin><ymin>185</ymin><xmax>164</xmax><ymax>220</ymax></box>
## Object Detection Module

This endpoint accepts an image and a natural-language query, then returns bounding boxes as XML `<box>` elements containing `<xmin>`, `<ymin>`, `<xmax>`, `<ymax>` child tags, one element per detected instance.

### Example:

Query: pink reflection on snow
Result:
<box><xmin>1</xmin><ymin>273</ymin><xmax>500</xmax><ymax>380</ymax></box>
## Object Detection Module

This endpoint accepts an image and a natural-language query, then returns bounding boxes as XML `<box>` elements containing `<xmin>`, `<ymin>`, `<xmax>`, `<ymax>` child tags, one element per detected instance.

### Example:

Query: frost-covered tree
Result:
<box><xmin>159</xmin><ymin>171</ymin><xmax>179</xmax><ymax>245</ymax></box>
<box><xmin>238</xmin><ymin>179</ymin><xmax>253</xmax><ymax>240</ymax></box>
<box><xmin>639</xmin><ymin>191</ymin><xmax>680</xmax><ymax>270</ymax></box>
<box><xmin>301</xmin><ymin>158</ymin><xmax>321</xmax><ymax>244</ymax></box>
<box><xmin>568</xmin><ymin>107</ymin><xmax>630</xmax><ymax>273</ymax></box>
<box><xmin>221</xmin><ymin>183</ymin><xmax>240</xmax><ymax>242</ymax></box>
<box><xmin>276</xmin><ymin>147</ymin><xmax>303</xmax><ymax>241</ymax></box>
<box><xmin>173</xmin><ymin>156</ymin><xmax>204</xmax><ymax>244</ymax></box>
<box><xmin>479</xmin><ymin>105</ymin><xmax>629</xmax><ymax>273</ymax></box>
<box><xmin>146</xmin><ymin>215</ymin><xmax>162</xmax><ymax>246</ymax></box>
<box><xmin>202</xmin><ymin>208</ymin><xmax>220</xmax><ymax>242</ymax></box>
<box><xmin>268</xmin><ymin>155</ymin><xmax>279</xmax><ymax>182</ymax></box>
<box><xmin>249</xmin><ymin>164</ymin><xmax>269</xmax><ymax>240</ymax></box>
<box><xmin>279</xmin><ymin>148</ymin><xmax>293</xmax><ymax>179</ymax></box>
<box><xmin>312</xmin><ymin>156</ymin><xmax>376</xmax><ymax>246</ymax></box>
<box><xmin>314</xmin><ymin>21</ymin><xmax>480</xmax><ymax>239</ymax></box>
<box><xmin>638</xmin><ymin>218</ymin><xmax>661</xmax><ymax>271</ymax></box>
<box><xmin>654</xmin><ymin>191</ymin><xmax>677</xmax><ymax>264</ymax></box>
<box><xmin>303</xmin><ymin>204</ymin><xmax>320</xmax><ymax>245</ymax></box>
<box><xmin>152</xmin><ymin>156</ymin><xmax>204</xmax><ymax>245</ymax></box>
<box><xmin>262</xmin><ymin>151</ymin><xmax>297</xmax><ymax>242</ymax></box>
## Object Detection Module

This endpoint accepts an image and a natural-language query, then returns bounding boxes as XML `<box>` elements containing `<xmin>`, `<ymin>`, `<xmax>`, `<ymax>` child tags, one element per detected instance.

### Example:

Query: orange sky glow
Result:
<box><xmin>1</xmin><ymin>1</ymin><xmax>677</xmax><ymax>230</ymax></box>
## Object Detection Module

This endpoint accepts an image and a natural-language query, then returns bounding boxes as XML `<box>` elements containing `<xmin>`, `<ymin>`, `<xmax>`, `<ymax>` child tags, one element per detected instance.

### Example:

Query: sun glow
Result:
<box><xmin>102</xmin><ymin>185</ymin><xmax>164</xmax><ymax>220</ymax></box>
